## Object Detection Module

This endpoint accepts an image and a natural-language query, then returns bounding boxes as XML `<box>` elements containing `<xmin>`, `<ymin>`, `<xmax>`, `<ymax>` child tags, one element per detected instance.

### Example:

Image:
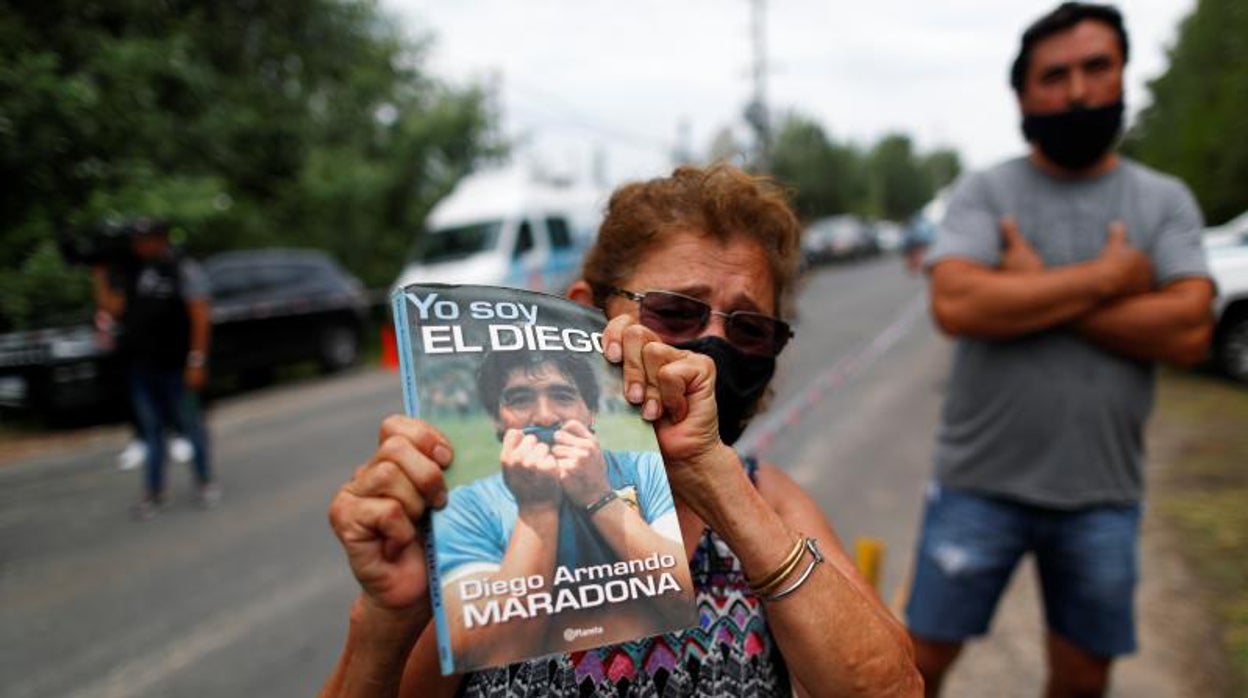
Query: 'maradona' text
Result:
<box><xmin>459</xmin><ymin>553</ymin><xmax>681</xmax><ymax>629</ymax></box>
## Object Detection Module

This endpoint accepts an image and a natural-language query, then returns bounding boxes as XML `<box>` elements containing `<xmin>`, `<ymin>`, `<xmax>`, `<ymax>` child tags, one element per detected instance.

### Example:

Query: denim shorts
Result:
<box><xmin>905</xmin><ymin>483</ymin><xmax>1140</xmax><ymax>657</ymax></box>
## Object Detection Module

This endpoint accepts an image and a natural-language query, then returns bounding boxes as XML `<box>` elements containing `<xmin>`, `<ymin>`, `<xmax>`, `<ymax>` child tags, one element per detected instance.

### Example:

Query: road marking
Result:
<box><xmin>737</xmin><ymin>292</ymin><xmax>927</xmax><ymax>461</ymax></box>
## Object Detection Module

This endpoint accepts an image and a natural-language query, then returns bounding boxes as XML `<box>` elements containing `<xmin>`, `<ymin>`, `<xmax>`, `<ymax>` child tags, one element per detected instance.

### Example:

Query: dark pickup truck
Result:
<box><xmin>0</xmin><ymin>249</ymin><xmax>370</xmax><ymax>418</ymax></box>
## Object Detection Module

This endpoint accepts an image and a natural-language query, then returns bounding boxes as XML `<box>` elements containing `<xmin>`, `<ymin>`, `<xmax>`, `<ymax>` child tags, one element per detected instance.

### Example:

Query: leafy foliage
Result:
<box><xmin>769</xmin><ymin>112</ymin><xmax>960</xmax><ymax>223</ymax></box>
<box><xmin>0</xmin><ymin>1</ymin><xmax>502</xmax><ymax>330</ymax></box>
<box><xmin>1125</xmin><ymin>0</ymin><xmax>1248</xmax><ymax>225</ymax></box>
<box><xmin>867</xmin><ymin>135</ymin><xmax>929</xmax><ymax>222</ymax></box>
<box><xmin>0</xmin><ymin>240</ymin><xmax>93</xmax><ymax>332</ymax></box>
<box><xmin>768</xmin><ymin>114</ymin><xmax>864</xmax><ymax>220</ymax></box>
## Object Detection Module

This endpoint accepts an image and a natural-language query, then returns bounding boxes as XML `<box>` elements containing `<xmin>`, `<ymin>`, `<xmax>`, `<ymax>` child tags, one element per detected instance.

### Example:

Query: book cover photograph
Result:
<box><xmin>391</xmin><ymin>284</ymin><xmax>697</xmax><ymax>675</ymax></box>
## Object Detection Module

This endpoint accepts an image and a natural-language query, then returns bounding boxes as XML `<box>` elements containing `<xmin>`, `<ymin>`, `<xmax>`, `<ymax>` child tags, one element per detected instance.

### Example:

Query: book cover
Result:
<box><xmin>391</xmin><ymin>284</ymin><xmax>697</xmax><ymax>675</ymax></box>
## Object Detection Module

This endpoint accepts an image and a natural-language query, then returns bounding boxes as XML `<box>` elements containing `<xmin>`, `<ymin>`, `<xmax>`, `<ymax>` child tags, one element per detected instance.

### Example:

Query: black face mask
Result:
<box><xmin>1021</xmin><ymin>101</ymin><xmax>1124</xmax><ymax>172</ymax></box>
<box><xmin>673</xmin><ymin>336</ymin><xmax>775</xmax><ymax>446</ymax></box>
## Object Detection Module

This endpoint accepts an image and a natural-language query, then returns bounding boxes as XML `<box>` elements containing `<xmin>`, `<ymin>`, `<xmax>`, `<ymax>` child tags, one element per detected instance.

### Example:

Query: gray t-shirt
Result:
<box><xmin>925</xmin><ymin>156</ymin><xmax>1208</xmax><ymax>507</ymax></box>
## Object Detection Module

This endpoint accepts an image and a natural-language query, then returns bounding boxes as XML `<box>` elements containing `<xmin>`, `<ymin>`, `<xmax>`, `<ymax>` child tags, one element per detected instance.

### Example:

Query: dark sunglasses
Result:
<box><xmin>608</xmin><ymin>287</ymin><xmax>793</xmax><ymax>357</ymax></box>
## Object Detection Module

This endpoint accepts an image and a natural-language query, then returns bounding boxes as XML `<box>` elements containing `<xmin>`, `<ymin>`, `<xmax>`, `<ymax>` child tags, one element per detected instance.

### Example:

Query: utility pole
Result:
<box><xmin>744</xmin><ymin>0</ymin><xmax>771</xmax><ymax>172</ymax></box>
<box><xmin>591</xmin><ymin>145</ymin><xmax>608</xmax><ymax>189</ymax></box>
<box><xmin>671</xmin><ymin>117</ymin><xmax>693</xmax><ymax>166</ymax></box>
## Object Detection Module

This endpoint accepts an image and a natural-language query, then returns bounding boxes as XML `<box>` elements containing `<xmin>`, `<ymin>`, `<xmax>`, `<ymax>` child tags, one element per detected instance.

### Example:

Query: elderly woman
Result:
<box><xmin>321</xmin><ymin>164</ymin><xmax>922</xmax><ymax>697</ymax></box>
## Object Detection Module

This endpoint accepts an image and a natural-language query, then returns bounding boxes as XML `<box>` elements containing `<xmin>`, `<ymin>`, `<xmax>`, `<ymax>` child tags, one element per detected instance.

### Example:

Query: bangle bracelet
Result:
<box><xmin>749</xmin><ymin>535</ymin><xmax>805</xmax><ymax>594</ymax></box>
<box><xmin>752</xmin><ymin>543</ymin><xmax>809</xmax><ymax>597</ymax></box>
<box><xmin>747</xmin><ymin>534</ymin><xmax>806</xmax><ymax>595</ymax></box>
<box><xmin>765</xmin><ymin>537</ymin><xmax>825</xmax><ymax>602</ymax></box>
<box><xmin>585</xmin><ymin>489</ymin><xmax>619</xmax><ymax>516</ymax></box>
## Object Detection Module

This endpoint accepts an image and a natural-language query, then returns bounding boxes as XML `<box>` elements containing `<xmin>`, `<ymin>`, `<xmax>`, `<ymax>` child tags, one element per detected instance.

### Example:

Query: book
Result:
<box><xmin>391</xmin><ymin>284</ymin><xmax>697</xmax><ymax>675</ymax></box>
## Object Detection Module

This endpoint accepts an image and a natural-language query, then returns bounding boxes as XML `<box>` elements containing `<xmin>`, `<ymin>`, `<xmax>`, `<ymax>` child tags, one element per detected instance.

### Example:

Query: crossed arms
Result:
<box><xmin>929</xmin><ymin>218</ymin><xmax>1214</xmax><ymax>367</ymax></box>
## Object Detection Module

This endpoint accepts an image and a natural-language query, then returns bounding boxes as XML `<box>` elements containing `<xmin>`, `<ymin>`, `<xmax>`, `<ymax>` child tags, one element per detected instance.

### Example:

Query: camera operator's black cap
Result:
<box><xmin>127</xmin><ymin>217</ymin><xmax>172</xmax><ymax>237</ymax></box>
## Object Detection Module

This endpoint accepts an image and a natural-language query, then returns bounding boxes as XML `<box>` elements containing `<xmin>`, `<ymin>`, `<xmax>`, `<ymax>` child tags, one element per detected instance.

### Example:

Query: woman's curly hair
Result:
<box><xmin>581</xmin><ymin>163</ymin><xmax>802</xmax><ymax>318</ymax></box>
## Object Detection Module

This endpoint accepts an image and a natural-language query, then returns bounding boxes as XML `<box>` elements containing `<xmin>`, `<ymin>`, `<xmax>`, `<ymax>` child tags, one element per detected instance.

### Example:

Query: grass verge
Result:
<box><xmin>1152</xmin><ymin>368</ymin><xmax>1248</xmax><ymax>695</ymax></box>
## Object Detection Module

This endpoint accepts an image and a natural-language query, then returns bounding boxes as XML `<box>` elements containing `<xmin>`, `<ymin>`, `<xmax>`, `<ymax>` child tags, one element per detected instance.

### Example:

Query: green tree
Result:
<box><xmin>1126</xmin><ymin>0</ymin><xmax>1248</xmax><ymax>224</ymax></box>
<box><xmin>0</xmin><ymin>1</ymin><xmax>501</xmax><ymax>330</ymax></box>
<box><xmin>767</xmin><ymin>114</ymin><xmax>955</xmax><ymax>224</ymax></box>
<box><xmin>921</xmin><ymin>149</ymin><xmax>962</xmax><ymax>192</ymax></box>
<box><xmin>770</xmin><ymin>113</ymin><xmax>865</xmax><ymax>220</ymax></box>
<box><xmin>866</xmin><ymin>134</ymin><xmax>931</xmax><ymax>221</ymax></box>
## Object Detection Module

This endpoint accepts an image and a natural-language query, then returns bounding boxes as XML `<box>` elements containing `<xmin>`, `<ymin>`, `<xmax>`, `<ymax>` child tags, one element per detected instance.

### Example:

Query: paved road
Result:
<box><xmin>0</xmin><ymin>256</ymin><xmax>1194</xmax><ymax>696</ymax></box>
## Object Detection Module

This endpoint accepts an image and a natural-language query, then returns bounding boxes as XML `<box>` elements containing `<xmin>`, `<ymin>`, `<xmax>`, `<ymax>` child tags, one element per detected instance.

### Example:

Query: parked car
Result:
<box><xmin>1204</xmin><ymin>209</ymin><xmax>1248</xmax><ymax>250</ymax></box>
<box><xmin>206</xmin><ymin>248</ymin><xmax>370</xmax><ymax>381</ymax></box>
<box><xmin>0</xmin><ymin>323</ymin><xmax>116</xmax><ymax>416</ymax></box>
<box><xmin>1206</xmin><ymin>215</ymin><xmax>1248</xmax><ymax>384</ymax></box>
<box><xmin>873</xmin><ymin>220</ymin><xmax>906</xmax><ymax>253</ymax></box>
<box><xmin>904</xmin><ymin>188</ymin><xmax>950</xmax><ymax>254</ymax></box>
<box><xmin>802</xmin><ymin>215</ymin><xmax>875</xmax><ymax>266</ymax></box>
<box><xmin>0</xmin><ymin>248</ymin><xmax>369</xmax><ymax>419</ymax></box>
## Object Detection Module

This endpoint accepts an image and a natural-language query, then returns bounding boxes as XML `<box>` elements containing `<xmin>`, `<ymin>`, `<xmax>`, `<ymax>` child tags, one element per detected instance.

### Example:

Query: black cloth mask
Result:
<box><xmin>673</xmin><ymin>336</ymin><xmax>775</xmax><ymax>446</ymax></box>
<box><xmin>1021</xmin><ymin>101</ymin><xmax>1124</xmax><ymax>172</ymax></box>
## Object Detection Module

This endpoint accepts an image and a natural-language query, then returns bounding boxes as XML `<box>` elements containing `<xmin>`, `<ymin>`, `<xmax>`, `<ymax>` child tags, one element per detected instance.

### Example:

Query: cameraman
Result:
<box><xmin>91</xmin><ymin>218</ymin><xmax>218</xmax><ymax>519</ymax></box>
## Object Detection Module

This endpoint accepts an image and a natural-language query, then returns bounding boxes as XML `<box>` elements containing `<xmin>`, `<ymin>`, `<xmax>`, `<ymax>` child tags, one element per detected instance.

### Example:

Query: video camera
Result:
<box><xmin>57</xmin><ymin>218</ymin><xmax>171</xmax><ymax>266</ymax></box>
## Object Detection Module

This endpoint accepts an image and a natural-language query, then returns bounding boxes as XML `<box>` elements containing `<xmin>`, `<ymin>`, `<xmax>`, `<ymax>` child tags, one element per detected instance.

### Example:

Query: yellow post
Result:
<box><xmin>854</xmin><ymin>537</ymin><xmax>885</xmax><ymax>591</ymax></box>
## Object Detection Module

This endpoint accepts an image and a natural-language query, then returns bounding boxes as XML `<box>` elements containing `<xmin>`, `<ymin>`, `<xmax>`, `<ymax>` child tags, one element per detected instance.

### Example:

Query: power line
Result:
<box><xmin>503</xmin><ymin>76</ymin><xmax>672</xmax><ymax>154</ymax></box>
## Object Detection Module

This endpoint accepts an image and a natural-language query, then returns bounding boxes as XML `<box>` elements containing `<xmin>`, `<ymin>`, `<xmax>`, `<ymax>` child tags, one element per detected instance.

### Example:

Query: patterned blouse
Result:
<box><xmin>457</xmin><ymin>459</ymin><xmax>791</xmax><ymax>697</ymax></box>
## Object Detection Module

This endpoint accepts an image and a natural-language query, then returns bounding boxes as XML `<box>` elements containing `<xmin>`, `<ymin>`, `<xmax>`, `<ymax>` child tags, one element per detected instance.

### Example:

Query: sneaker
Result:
<box><xmin>195</xmin><ymin>482</ymin><xmax>223</xmax><ymax>509</ymax></box>
<box><xmin>117</xmin><ymin>440</ymin><xmax>146</xmax><ymax>471</ymax></box>
<box><xmin>168</xmin><ymin>437</ymin><xmax>194</xmax><ymax>464</ymax></box>
<box><xmin>131</xmin><ymin>492</ymin><xmax>170</xmax><ymax>521</ymax></box>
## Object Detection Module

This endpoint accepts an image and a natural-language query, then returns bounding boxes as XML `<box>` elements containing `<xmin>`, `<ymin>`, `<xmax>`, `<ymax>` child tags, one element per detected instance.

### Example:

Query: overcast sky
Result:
<box><xmin>383</xmin><ymin>0</ymin><xmax>1195</xmax><ymax>186</ymax></box>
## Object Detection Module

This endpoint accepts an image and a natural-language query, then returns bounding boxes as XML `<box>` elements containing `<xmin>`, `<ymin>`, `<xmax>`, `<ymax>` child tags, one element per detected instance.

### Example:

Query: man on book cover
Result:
<box><xmin>432</xmin><ymin>350</ymin><xmax>692</xmax><ymax>666</ymax></box>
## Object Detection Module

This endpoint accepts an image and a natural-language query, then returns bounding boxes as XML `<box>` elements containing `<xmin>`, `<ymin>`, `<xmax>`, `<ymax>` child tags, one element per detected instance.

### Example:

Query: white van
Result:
<box><xmin>392</xmin><ymin>168</ymin><xmax>606</xmax><ymax>295</ymax></box>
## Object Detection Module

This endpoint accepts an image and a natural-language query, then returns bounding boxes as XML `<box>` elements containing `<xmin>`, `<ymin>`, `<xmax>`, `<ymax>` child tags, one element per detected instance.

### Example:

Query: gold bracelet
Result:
<box><xmin>753</xmin><ymin>544</ymin><xmax>809</xmax><ymax>597</ymax></box>
<box><xmin>747</xmin><ymin>534</ymin><xmax>805</xmax><ymax>595</ymax></box>
<box><xmin>765</xmin><ymin>537</ymin><xmax>825</xmax><ymax>602</ymax></box>
<box><xmin>747</xmin><ymin>535</ymin><xmax>804</xmax><ymax>592</ymax></box>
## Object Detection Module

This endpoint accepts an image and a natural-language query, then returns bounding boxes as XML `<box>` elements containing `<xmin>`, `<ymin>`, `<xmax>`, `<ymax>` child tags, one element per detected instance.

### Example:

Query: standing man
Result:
<box><xmin>905</xmin><ymin>3</ymin><xmax>1214</xmax><ymax>697</ymax></box>
<box><xmin>93</xmin><ymin>218</ymin><xmax>218</xmax><ymax>519</ymax></box>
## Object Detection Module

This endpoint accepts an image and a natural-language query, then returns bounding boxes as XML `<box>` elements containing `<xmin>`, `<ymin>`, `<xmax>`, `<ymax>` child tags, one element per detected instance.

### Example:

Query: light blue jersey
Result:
<box><xmin>433</xmin><ymin>451</ymin><xmax>676</xmax><ymax>582</ymax></box>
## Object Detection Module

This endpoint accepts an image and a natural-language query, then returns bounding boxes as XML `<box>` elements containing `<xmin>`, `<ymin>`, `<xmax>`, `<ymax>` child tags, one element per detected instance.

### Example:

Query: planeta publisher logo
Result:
<box><xmin>563</xmin><ymin>625</ymin><xmax>605</xmax><ymax>643</ymax></box>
